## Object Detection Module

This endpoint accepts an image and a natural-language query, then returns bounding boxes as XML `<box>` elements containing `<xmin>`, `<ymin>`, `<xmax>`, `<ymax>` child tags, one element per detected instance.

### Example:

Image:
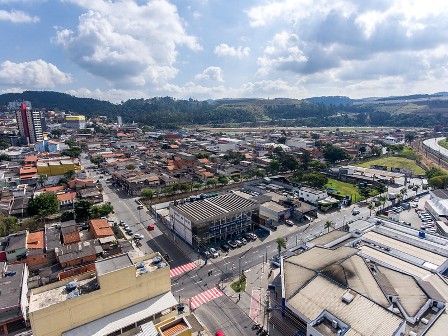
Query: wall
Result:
<box><xmin>29</xmin><ymin>255</ymin><xmax>171</xmax><ymax>336</ymax></box>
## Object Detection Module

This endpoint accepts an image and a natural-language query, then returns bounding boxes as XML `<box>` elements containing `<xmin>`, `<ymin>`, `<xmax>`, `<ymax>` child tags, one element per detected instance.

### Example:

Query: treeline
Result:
<box><xmin>1</xmin><ymin>91</ymin><xmax>447</xmax><ymax>128</ymax></box>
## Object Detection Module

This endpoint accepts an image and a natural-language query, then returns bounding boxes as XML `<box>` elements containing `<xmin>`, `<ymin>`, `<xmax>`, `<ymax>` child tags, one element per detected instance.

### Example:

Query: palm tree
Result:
<box><xmin>324</xmin><ymin>220</ymin><xmax>335</xmax><ymax>233</ymax></box>
<box><xmin>368</xmin><ymin>203</ymin><xmax>375</xmax><ymax>216</ymax></box>
<box><xmin>37</xmin><ymin>174</ymin><xmax>48</xmax><ymax>188</ymax></box>
<box><xmin>276</xmin><ymin>237</ymin><xmax>286</xmax><ymax>257</ymax></box>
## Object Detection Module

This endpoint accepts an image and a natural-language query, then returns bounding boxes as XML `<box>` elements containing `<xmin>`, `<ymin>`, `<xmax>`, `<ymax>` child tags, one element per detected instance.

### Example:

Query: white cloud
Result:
<box><xmin>195</xmin><ymin>66</ymin><xmax>224</xmax><ymax>83</ymax></box>
<box><xmin>54</xmin><ymin>0</ymin><xmax>200</xmax><ymax>87</ymax></box>
<box><xmin>0</xmin><ymin>60</ymin><xmax>71</xmax><ymax>88</ymax></box>
<box><xmin>214</xmin><ymin>44</ymin><xmax>250</xmax><ymax>58</ymax></box>
<box><xmin>0</xmin><ymin>9</ymin><xmax>39</xmax><ymax>23</ymax></box>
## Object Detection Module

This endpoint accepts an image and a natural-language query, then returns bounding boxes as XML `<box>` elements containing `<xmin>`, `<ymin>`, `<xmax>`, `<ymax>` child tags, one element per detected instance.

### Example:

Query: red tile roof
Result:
<box><xmin>27</xmin><ymin>231</ymin><xmax>44</xmax><ymax>249</ymax></box>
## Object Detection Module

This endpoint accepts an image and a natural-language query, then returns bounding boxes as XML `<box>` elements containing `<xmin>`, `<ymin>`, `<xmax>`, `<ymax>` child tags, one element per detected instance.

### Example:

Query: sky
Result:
<box><xmin>1</xmin><ymin>0</ymin><xmax>448</xmax><ymax>103</ymax></box>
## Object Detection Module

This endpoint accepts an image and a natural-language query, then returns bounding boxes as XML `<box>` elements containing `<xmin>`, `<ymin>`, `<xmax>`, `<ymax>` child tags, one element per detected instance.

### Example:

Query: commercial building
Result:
<box><xmin>297</xmin><ymin>187</ymin><xmax>328</xmax><ymax>204</ymax></box>
<box><xmin>425</xmin><ymin>189</ymin><xmax>448</xmax><ymax>221</ymax></box>
<box><xmin>36</xmin><ymin>158</ymin><xmax>81</xmax><ymax>177</ymax></box>
<box><xmin>169</xmin><ymin>193</ymin><xmax>259</xmax><ymax>247</ymax></box>
<box><xmin>65</xmin><ymin>115</ymin><xmax>86</xmax><ymax>129</ymax></box>
<box><xmin>277</xmin><ymin>220</ymin><xmax>448</xmax><ymax>336</ymax></box>
<box><xmin>28</xmin><ymin>252</ymin><xmax>175</xmax><ymax>336</ymax></box>
<box><xmin>15</xmin><ymin>102</ymin><xmax>45</xmax><ymax>144</ymax></box>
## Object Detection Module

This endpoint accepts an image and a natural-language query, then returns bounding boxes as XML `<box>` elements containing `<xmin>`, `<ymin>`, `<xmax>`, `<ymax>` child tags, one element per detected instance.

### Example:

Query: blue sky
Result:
<box><xmin>1</xmin><ymin>0</ymin><xmax>448</xmax><ymax>102</ymax></box>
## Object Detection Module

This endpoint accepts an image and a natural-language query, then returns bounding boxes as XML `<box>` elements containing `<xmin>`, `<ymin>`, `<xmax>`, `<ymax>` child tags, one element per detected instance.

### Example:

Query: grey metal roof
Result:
<box><xmin>45</xmin><ymin>224</ymin><xmax>62</xmax><ymax>251</ymax></box>
<box><xmin>60</xmin><ymin>221</ymin><xmax>78</xmax><ymax>235</ymax></box>
<box><xmin>172</xmin><ymin>193</ymin><xmax>257</xmax><ymax>221</ymax></box>
<box><xmin>95</xmin><ymin>253</ymin><xmax>133</xmax><ymax>276</ymax></box>
<box><xmin>0</xmin><ymin>263</ymin><xmax>25</xmax><ymax>311</ymax></box>
<box><xmin>55</xmin><ymin>240</ymin><xmax>102</xmax><ymax>264</ymax></box>
<box><xmin>6</xmin><ymin>231</ymin><xmax>27</xmax><ymax>252</ymax></box>
<box><xmin>432</xmin><ymin>189</ymin><xmax>448</xmax><ymax>199</ymax></box>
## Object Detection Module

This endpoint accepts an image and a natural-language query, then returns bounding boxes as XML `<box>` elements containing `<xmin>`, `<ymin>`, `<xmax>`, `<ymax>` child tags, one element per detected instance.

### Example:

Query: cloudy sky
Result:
<box><xmin>1</xmin><ymin>0</ymin><xmax>448</xmax><ymax>102</ymax></box>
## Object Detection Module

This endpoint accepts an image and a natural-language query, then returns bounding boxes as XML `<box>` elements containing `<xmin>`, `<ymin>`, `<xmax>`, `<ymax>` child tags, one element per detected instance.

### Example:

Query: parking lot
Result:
<box><xmin>391</xmin><ymin>194</ymin><xmax>439</xmax><ymax>233</ymax></box>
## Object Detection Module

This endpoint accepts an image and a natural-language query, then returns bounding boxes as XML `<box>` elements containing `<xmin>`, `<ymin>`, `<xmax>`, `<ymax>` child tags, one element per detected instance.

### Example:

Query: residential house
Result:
<box><xmin>89</xmin><ymin>219</ymin><xmax>114</xmax><ymax>239</ymax></box>
<box><xmin>4</xmin><ymin>231</ymin><xmax>27</xmax><ymax>262</ymax></box>
<box><xmin>78</xmin><ymin>188</ymin><xmax>103</xmax><ymax>203</ymax></box>
<box><xmin>26</xmin><ymin>231</ymin><xmax>49</xmax><ymax>271</ymax></box>
<box><xmin>56</xmin><ymin>192</ymin><xmax>77</xmax><ymax>210</ymax></box>
<box><xmin>55</xmin><ymin>239</ymin><xmax>103</xmax><ymax>268</ymax></box>
<box><xmin>60</xmin><ymin>220</ymin><xmax>81</xmax><ymax>245</ymax></box>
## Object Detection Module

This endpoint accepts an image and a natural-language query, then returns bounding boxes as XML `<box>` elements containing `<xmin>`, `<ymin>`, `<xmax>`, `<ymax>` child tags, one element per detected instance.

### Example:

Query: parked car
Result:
<box><xmin>203</xmin><ymin>250</ymin><xmax>211</xmax><ymax>259</ymax></box>
<box><xmin>285</xmin><ymin>220</ymin><xmax>294</xmax><ymax>227</ymax></box>
<box><xmin>352</xmin><ymin>209</ymin><xmax>360</xmax><ymax>215</ymax></box>
<box><xmin>209</xmin><ymin>247</ymin><xmax>219</xmax><ymax>258</ymax></box>
<box><xmin>240</xmin><ymin>237</ymin><xmax>248</xmax><ymax>245</ymax></box>
<box><xmin>133</xmin><ymin>233</ymin><xmax>144</xmax><ymax>240</ymax></box>
<box><xmin>125</xmin><ymin>229</ymin><xmax>133</xmax><ymax>235</ymax></box>
<box><xmin>220</xmin><ymin>244</ymin><xmax>230</xmax><ymax>252</ymax></box>
<box><xmin>272</xmin><ymin>255</ymin><xmax>281</xmax><ymax>268</ymax></box>
<box><xmin>227</xmin><ymin>240</ymin><xmax>238</xmax><ymax>249</ymax></box>
<box><xmin>234</xmin><ymin>240</ymin><xmax>244</xmax><ymax>247</ymax></box>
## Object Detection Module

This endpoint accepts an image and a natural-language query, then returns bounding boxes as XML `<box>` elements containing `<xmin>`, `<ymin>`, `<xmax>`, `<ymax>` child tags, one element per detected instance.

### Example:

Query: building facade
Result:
<box><xmin>65</xmin><ymin>115</ymin><xmax>86</xmax><ymax>129</ymax></box>
<box><xmin>15</xmin><ymin>102</ymin><xmax>45</xmax><ymax>144</ymax></box>
<box><xmin>169</xmin><ymin>193</ymin><xmax>259</xmax><ymax>247</ymax></box>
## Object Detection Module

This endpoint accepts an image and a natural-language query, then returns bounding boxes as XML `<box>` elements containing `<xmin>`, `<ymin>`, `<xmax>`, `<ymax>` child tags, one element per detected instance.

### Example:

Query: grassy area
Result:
<box><xmin>357</xmin><ymin>156</ymin><xmax>425</xmax><ymax>175</ymax></box>
<box><xmin>325</xmin><ymin>179</ymin><xmax>363</xmax><ymax>202</ymax></box>
<box><xmin>438</xmin><ymin>138</ymin><xmax>448</xmax><ymax>150</ymax></box>
<box><xmin>230</xmin><ymin>278</ymin><xmax>246</xmax><ymax>293</ymax></box>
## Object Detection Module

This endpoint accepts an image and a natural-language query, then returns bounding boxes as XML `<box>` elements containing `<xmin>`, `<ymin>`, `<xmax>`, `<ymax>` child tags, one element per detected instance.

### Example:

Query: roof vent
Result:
<box><xmin>342</xmin><ymin>291</ymin><xmax>355</xmax><ymax>304</ymax></box>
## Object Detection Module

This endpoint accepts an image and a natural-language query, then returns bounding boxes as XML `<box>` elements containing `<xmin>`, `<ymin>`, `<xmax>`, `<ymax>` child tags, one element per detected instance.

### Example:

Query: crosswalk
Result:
<box><xmin>190</xmin><ymin>287</ymin><xmax>223</xmax><ymax>310</ymax></box>
<box><xmin>170</xmin><ymin>262</ymin><xmax>197</xmax><ymax>278</ymax></box>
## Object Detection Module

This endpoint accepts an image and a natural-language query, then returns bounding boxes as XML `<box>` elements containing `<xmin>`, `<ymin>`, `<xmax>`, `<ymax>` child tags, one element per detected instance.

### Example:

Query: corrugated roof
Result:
<box><xmin>377</xmin><ymin>266</ymin><xmax>428</xmax><ymax>316</ymax></box>
<box><xmin>288</xmin><ymin>275</ymin><xmax>403</xmax><ymax>336</ymax></box>
<box><xmin>286</xmin><ymin>246</ymin><xmax>357</xmax><ymax>272</ymax></box>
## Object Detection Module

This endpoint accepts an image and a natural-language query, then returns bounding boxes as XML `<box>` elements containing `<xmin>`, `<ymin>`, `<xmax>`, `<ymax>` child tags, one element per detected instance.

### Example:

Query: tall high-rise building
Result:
<box><xmin>15</xmin><ymin>102</ymin><xmax>44</xmax><ymax>144</ymax></box>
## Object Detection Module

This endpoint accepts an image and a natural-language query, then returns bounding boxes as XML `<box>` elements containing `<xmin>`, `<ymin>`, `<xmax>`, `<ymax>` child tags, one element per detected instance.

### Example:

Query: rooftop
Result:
<box><xmin>0</xmin><ymin>263</ymin><xmax>25</xmax><ymax>310</ymax></box>
<box><xmin>172</xmin><ymin>193</ymin><xmax>257</xmax><ymax>221</ymax></box>
<box><xmin>95</xmin><ymin>253</ymin><xmax>132</xmax><ymax>276</ymax></box>
<box><xmin>308</xmin><ymin>230</ymin><xmax>347</xmax><ymax>246</ymax></box>
<box><xmin>27</xmin><ymin>231</ymin><xmax>44</xmax><ymax>250</ymax></box>
<box><xmin>55</xmin><ymin>239</ymin><xmax>102</xmax><ymax>264</ymax></box>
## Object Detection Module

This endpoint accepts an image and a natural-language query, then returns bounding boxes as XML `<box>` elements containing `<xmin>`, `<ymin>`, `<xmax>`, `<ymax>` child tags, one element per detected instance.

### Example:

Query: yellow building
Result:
<box><xmin>37</xmin><ymin>159</ymin><xmax>81</xmax><ymax>176</ymax></box>
<box><xmin>28</xmin><ymin>253</ymin><xmax>177</xmax><ymax>336</ymax></box>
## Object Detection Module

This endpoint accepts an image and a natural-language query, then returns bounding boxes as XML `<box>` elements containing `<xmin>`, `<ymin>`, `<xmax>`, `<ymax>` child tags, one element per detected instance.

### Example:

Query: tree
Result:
<box><xmin>323</xmin><ymin>144</ymin><xmax>350</xmax><ymax>163</ymax></box>
<box><xmin>276</xmin><ymin>237</ymin><xmax>287</xmax><ymax>257</ymax></box>
<box><xmin>0</xmin><ymin>213</ymin><xmax>19</xmax><ymax>236</ymax></box>
<box><xmin>429</xmin><ymin>175</ymin><xmax>448</xmax><ymax>189</ymax></box>
<box><xmin>141</xmin><ymin>188</ymin><xmax>154</xmax><ymax>200</ymax></box>
<box><xmin>374</xmin><ymin>183</ymin><xmax>387</xmax><ymax>194</ymax></box>
<box><xmin>90</xmin><ymin>156</ymin><xmax>103</xmax><ymax>167</ymax></box>
<box><xmin>299</xmin><ymin>150</ymin><xmax>311</xmax><ymax>170</ymax></box>
<box><xmin>196</xmin><ymin>152</ymin><xmax>210</xmax><ymax>159</ymax></box>
<box><xmin>180</xmin><ymin>183</ymin><xmax>190</xmax><ymax>192</ymax></box>
<box><xmin>28</xmin><ymin>193</ymin><xmax>60</xmax><ymax>220</ymax></box>
<box><xmin>64</xmin><ymin>169</ymin><xmax>76</xmax><ymax>180</ymax></box>
<box><xmin>0</xmin><ymin>153</ymin><xmax>11</xmax><ymax>161</ymax></box>
<box><xmin>37</xmin><ymin>174</ymin><xmax>48</xmax><ymax>188</ymax></box>
<box><xmin>269</xmin><ymin>159</ymin><xmax>280</xmax><ymax>174</ymax></box>
<box><xmin>61</xmin><ymin>211</ymin><xmax>75</xmax><ymax>222</ymax></box>
<box><xmin>404</xmin><ymin>132</ymin><xmax>416</xmax><ymax>143</ymax></box>
<box><xmin>324</xmin><ymin>220</ymin><xmax>335</xmax><ymax>233</ymax></box>
<box><xmin>218</xmin><ymin>176</ymin><xmax>229</xmax><ymax>185</ymax></box>
<box><xmin>358</xmin><ymin>186</ymin><xmax>371</xmax><ymax>200</ymax></box>
<box><xmin>368</xmin><ymin>203</ymin><xmax>375</xmax><ymax>216</ymax></box>
<box><xmin>61</xmin><ymin>147</ymin><xmax>82</xmax><ymax>158</ymax></box>
<box><xmin>206</xmin><ymin>178</ymin><xmax>217</xmax><ymax>188</ymax></box>
<box><xmin>125</xmin><ymin>164</ymin><xmax>136</xmax><ymax>170</ymax></box>
<box><xmin>193</xmin><ymin>183</ymin><xmax>203</xmax><ymax>190</ymax></box>
<box><xmin>90</xmin><ymin>202</ymin><xmax>114</xmax><ymax>219</ymax></box>
<box><xmin>303</xmin><ymin>173</ymin><xmax>328</xmax><ymax>189</ymax></box>
<box><xmin>426</xmin><ymin>167</ymin><xmax>446</xmax><ymax>179</ymax></box>
<box><xmin>75</xmin><ymin>199</ymin><xmax>93</xmax><ymax>221</ymax></box>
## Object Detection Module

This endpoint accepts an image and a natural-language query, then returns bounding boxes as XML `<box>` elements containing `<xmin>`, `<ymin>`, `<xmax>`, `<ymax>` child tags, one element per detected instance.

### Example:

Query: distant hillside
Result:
<box><xmin>305</xmin><ymin>96</ymin><xmax>353</xmax><ymax>106</ymax></box>
<box><xmin>1</xmin><ymin>90</ymin><xmax>448</xmax><ymax>128</ymax></box>
<box><xmin>0</xmin><ymin>91</ymin><xmax>117</xmax><ymax>116</ymax></box>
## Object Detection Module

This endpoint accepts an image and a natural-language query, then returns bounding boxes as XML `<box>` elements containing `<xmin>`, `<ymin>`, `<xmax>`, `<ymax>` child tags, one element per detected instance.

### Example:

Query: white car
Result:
<box><xmin>209</xmin><ymin>248</ymin><xmax>219</xmax><ymax>258</ymax></box>
<box><xmin>133</xmin><ymin>233</ymin><xmax>144</xmax><ymax>240</ymax></box>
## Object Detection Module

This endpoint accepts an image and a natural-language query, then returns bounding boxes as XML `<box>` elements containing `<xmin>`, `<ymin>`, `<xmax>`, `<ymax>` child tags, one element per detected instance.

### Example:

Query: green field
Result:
<box><xmin>325</xmin><ymin>179</ymin><xmax>363</xmax><ymax>202</ymax></box>
<box><xmin>438</xmin><ymin>138</ymin><xmax>448</xmax><ymax>150</ymax></box>
<box><xmin>357</xmin><ymin>157</ymin><xmax>425</xmax><ymax>175</ymax></box>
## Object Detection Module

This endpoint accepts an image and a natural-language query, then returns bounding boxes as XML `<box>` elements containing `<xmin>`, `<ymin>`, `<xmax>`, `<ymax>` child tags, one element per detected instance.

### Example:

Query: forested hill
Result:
<box><xmin>1</xmin><ymin>91</ymin><xmax>448</xmax><ymax>128</ymax></box>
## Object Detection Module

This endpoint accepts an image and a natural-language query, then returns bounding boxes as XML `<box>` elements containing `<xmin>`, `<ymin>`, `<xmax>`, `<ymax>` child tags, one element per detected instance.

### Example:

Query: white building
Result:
<box><xmin>298</xmin><ymin>187</ymin><xmax>328</xmax><ymax>204</ymax></box>
<box><xmin>217</xmin><ymin>137</ymin><xmax>242</xmax><ymax>152</ymax></box>
<box><xmin>425</xmin><ymin>189</ymin><xmax>448</xmax><ymax>220</ymax></box>
<box><xmin>285</xmin><ymin>137</ymin><xmax>315</xmax><ymax>149</ymax></box>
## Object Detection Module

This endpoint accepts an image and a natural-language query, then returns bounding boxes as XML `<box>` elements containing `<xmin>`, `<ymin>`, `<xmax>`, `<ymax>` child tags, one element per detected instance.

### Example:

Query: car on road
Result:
<box><xmin>285</xmin><ymin>219</ymin><xmax>294</xmax><ymax>226</ymax></box>
<box><xmin>133</xmin><ymin>233</ymin><xmax>144</xmax><ymax>240</ymax></box>
<box><xmin>137</xmin><ymin>205</ymin><xmax>144</xmax><ymax>210</ymax></box>
<box><xmin>220</xmin><ymin>244</ymin><xmax>230</xmax><ymax>252</ymax></box>
<box><xmin>209</xmin><ymin>247</ymin><xmax>219</xmax><ymax>258</ymax></box>
<box><xmin>272</xmin><ymin>255</ymin><xmax>281</xmax><ymax>268</ymax></box>
<box><xmin>203</xmin><ymin>250</ymin><xmax>211</xmax><ymax>259</ymax></box>
<box><xmin>227</xmin><ymin>240</ymin><xmax>238</xmax><ymax>249</ymax></box>
<box><xmin>352</xmin><ymin>209</ymin><xmax>360</xmax><ymax>215</ymax></box>
<box><xmin>147</xmin><ymin>224</ymin><xmax>155</xmax><ymax>231</ymax></box>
